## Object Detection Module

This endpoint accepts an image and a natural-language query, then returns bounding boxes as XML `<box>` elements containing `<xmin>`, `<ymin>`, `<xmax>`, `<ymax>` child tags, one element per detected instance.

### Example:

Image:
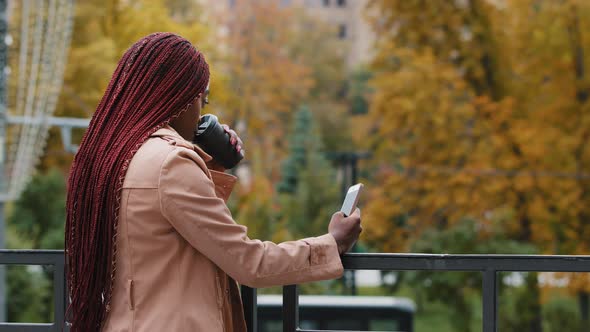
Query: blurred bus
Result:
<box><xmin>257</xmin><ymin>295</ymin><xmax>415</xmax><ymax>331</ymax></box>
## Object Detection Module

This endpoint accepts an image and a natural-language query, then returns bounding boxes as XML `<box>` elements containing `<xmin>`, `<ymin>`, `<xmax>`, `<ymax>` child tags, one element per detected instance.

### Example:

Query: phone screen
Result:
<box><xmin>340</xmin><ymin>183</ymin><xmax>363</xmax><ymax>217</ymax></box>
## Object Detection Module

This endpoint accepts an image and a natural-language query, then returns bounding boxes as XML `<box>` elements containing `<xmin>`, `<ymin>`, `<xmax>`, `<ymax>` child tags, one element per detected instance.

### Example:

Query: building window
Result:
<box><xmin>338</xmin><ymin>23</ymin><xmax>347</xmax><ymax>39</ymax></box>
<box><xmin>229</xmin><ymin>0</ymin><xmax>236</xmax><ymax>8</ymax></box>
<box><xmin>323</xmin><ymin>0</ymin><xmax>330</xmax><ymax>7</ymax></box>
<box><xmin>337</xmin><ymin>0</ymin><xmax>346</xmax><ymax>7</ymax></box>
<box><xmin>281</xmin><ymin>0</ymin><xmax>291</xmax><ymax>7</ymax></box>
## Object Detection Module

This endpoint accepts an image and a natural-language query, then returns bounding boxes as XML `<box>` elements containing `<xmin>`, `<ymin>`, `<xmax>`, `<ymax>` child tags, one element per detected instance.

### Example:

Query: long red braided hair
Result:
<box><xmin>65</xmin><ymin>32</ymin><xmax>210</xmax><ymax>331</ymax></box>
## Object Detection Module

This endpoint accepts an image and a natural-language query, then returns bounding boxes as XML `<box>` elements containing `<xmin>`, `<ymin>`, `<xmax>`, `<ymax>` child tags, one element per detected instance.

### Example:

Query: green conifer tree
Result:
<box><xmin>277</xmin><ymin>106</ymin><xmax>340</xmax><ymax>239</ymax></box>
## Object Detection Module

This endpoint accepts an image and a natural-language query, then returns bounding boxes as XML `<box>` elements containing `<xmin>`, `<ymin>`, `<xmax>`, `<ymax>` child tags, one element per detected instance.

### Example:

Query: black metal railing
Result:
<box><xmin>4</xmin><ymin>250</ymin><xmax>590</xmax><ymax>332</ymax></box>
<box><xmin>242</xmin><ymin>253</ymin><xmax>590</xmax><ymax>332</ymax></box>
<box><xmin>0</xmin><ymin>250</ymin><xmax>65</xmax><ymax>332</ymax></box>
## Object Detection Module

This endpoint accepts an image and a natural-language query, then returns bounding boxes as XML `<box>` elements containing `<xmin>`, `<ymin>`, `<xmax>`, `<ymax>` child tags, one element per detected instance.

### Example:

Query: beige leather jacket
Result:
<box><xmin>102</xmin><ymin>126</ymin><xmax>343</xmax><ymax>332</ymax></box>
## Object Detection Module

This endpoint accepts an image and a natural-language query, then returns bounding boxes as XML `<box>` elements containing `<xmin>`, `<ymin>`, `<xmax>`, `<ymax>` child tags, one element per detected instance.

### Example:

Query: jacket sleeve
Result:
<box><xmin>158</xmin><ymin>147</ymin><xmax>343</xmax><ymax>288</ymax></box>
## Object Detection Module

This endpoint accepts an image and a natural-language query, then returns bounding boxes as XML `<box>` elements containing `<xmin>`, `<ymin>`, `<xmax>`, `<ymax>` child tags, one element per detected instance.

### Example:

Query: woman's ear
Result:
<box><xmin>197</xmin><ymin>92</ymin><xmax>207</xmax><ymax>109</ymax></box>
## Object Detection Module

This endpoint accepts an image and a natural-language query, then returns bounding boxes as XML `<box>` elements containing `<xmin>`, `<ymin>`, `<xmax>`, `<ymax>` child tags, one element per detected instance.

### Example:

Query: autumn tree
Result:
<box><xmin>23</xmin><ymin>0</ymin><xmax>351</xmax><ymax>240</ymax></box>
<box><xmin>37</xmin><ymin>0</ymin><xmax>223</xmax><ymax>171</ymax></box>
<box><xmin>223</xmin><ymin>0</ymin><xmax>348</xmax><ymax>182</ymax></box>
<box><xmin>362</xmin><ymin>0</ymin><xmax>590</xmax><ymax>330</ymax></box>
<box><xmin>500</xmin><ymin>1</ymin><xmax>590</xmax><ymax>327</ymax></box>
<box><xmin>217</xmin><ymin>1</ymin><xmax>352</xmax><ymax>244</ymax></box>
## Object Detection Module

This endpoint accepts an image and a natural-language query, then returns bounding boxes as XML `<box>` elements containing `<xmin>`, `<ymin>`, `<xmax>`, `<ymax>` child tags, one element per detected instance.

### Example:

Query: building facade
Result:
<box><xmin>200</xmin><ymin>0</ymin><xmax>374</xmax><ymax>69</ymax></box>
<box><xmin>299</xmin><ymin>0</ymin><xmax>374</xmax><ymax>68</ymax></box>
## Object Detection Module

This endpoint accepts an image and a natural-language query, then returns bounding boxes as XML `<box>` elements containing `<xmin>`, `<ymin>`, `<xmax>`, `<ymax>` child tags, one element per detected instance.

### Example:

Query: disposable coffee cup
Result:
<box><xmin>194</xmin><ymin>114</ymin><xmax>244</xmax><ymax>169</ymax></box>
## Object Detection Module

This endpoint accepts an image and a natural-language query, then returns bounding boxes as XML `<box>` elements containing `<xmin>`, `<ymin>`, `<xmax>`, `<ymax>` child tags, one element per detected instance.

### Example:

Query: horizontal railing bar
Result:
<box><xmin>0</xmin><ymin>323</ymin><xmax>53</xmax><ymax>332</ymax></box>
<box><xmin>297</xmin><ymin>330</ymin><xmax>391</xmax><ymax>332</ymax></box>
<box><xmin>0</xmin><ymin>250</ymin><xmax>64</xmax><ymax>265</ymax></box>
<box><xmin>6</xmin><ymin>250</ymin><xmax>590</xmax><ymax>271</ymax></box>
<box><xmin>6</xmin><ymin>115</ymin><xmax>90</xmax><ymax>128</ymax></box>
<box><xmin>342</xmin><ymin>253</ymin><xmax>590</xmax><ymax>272</ymax></box>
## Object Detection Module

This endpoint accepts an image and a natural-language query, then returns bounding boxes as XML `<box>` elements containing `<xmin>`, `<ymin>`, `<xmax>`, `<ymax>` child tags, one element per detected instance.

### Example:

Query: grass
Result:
<box><xmin>359</xmin><ymin>283</ymin><xmax>585</xmax><ymax>332</ymax></box>
<box><xmin>256</xmin><ymin>278</ymin><xmax>585</xmax><ymax>332</ymax></box>
<box><xmin>358</xmin><ymin>285</ymin><xmax>464</xmax><ymax>332</ymax></box>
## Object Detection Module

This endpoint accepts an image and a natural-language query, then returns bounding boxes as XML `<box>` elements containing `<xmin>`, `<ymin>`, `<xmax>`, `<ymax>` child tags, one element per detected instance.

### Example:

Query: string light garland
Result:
<box><xmin>4</xmin><ymin>0</ymin><xmax>73</xmax><ymax>200</ymax></box>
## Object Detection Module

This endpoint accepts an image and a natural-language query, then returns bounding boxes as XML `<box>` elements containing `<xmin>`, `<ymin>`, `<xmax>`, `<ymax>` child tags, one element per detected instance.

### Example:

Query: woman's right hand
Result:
<box><xmin>205</xmin><ymin>124</ymin><xmax>244</xmax><ymax>172</ymax></box>
<box><xmin>328</xmin><ymin>209</ymin><xmax>362</xmax><ymax>255</ymax></box>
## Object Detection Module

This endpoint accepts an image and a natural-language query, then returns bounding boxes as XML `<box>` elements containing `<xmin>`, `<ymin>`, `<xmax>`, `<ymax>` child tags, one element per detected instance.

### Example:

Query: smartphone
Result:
<box><xmin>340</xmin><ymin>183</ymin><xmax>364</xmax><ymax>217</ymax></box>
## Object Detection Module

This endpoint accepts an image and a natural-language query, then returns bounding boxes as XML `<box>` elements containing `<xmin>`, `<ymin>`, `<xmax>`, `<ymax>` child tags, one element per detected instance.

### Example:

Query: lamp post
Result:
<box><xmin>326</xmin><ymin>151</ymin><xmax>370</xmax><ymax>295</ymax></box>
<box><xmin>0</xmin><ymin>0</ymin><xmax>8</xmax><ymax>321</ymax></box>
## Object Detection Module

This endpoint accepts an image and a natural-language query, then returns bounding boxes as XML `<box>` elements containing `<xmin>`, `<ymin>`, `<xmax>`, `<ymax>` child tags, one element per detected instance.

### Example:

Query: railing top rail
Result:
<box><xmin>342</xmin><ymin>253</ymin><xmax>590</xmax><ymax>272</ymax></box>
<box><xmin>5</xmin><ymin>249</ymin><xmax>590</xmax><ymax>257</ymax></box>
<box><xmin>0</xmin><ymin>249</ymin><xmax>63</xmax><ymax>254</ymax></box>
<box><xmin>5</xmin><ymin>249</ymin><xmax>590</xmax><ymax>258</ymax></box>
<box><xmin>0</xmin><ymin>250</ymin><xmax>64</xmax><ymax>265</ymax></box>
<box><xmin>343</xmin><ymin>252</ymin><xmax>590</xmax><ymax>259</ymax></box>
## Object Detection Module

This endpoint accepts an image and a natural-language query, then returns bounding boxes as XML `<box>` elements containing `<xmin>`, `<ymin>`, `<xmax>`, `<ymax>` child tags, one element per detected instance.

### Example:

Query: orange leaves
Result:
<box><xmin>362</xmin><ymin>0</ymin><xmax>590</xmax><ymax>267</ymax></box>
<box><xmin>222</xmin><ymin>2</ymin><xmax>347</xmax><ymax>182</ymax></box>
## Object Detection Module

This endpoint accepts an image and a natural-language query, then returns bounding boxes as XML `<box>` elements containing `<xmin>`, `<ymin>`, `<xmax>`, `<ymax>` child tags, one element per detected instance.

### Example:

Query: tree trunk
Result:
<box><xmin>580</xmin><ymin>291</ymin><xmax>589</xmax><ymax>332</ymax></box>
<box><xmin>527</xmin><ymin>272</ymin><xmax>543</xmax><ymax>332</ymax></box>
<box><xmin>570</xmin><ymin>6</ymin><xmax>590</xmax><ymax>331</ymax></box>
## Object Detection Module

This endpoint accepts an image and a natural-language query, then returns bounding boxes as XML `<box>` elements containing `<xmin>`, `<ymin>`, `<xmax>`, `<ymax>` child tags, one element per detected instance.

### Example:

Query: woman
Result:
<box><xmin>66</xmin><ymin>32</ymin><xmax>362</xmax><ymax>332</ymax></box>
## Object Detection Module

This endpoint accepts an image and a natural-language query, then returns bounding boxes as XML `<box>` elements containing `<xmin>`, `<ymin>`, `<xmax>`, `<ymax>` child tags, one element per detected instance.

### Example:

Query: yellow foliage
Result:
<box><xmin>363</xmin><ymin>0</ymin><xmax>590</xmax><ymax>294</ymax></box>
<box><xmin>39</xmin><ymin>0</ymin><xmax>225</xmax><ymax>171</ymax></box>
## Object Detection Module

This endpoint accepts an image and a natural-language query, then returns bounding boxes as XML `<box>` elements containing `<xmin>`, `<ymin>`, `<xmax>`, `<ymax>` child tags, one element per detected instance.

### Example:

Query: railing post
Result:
<box><xmin>54</xmin><ymin>255</ymin><xmax>66</xmax><ymax>332</ymax></box>
<box><xmin>283</xmin><ymin>285</ymin><xmax>299</xmax><ymax>332</ymax></box>
<box><xmin>482</xmin><ymin>269</ymin><xmax>498</xmax><ymax>332</ymax></box>
<box><xmin>240</xmin><ymin>285</ymin><xmax>257</xmax><ymax>332</ymax></box>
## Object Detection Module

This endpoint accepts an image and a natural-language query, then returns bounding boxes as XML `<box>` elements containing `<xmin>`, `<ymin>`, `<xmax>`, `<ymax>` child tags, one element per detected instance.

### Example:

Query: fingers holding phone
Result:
<box><xmin>329</xmin><ymin>209</ymin><xmax>362</xmax><ymax>255</ymax></box>
<box><xmin>330</xmin><ymin>183</ymin><xmax>364</xmax><ymax>255</ymax></box>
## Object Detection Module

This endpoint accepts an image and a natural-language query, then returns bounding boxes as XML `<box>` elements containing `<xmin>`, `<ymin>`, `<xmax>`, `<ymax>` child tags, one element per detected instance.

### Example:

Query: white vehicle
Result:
<box><xmin>257</xmin><ymin>295</ymin><xmax>416</xmax><ymax>331</ymax></box>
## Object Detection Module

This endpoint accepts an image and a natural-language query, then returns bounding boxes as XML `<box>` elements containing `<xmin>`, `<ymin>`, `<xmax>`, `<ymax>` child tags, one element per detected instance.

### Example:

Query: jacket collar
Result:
<box><xmin>151</xmin><ymin>125</ymin><xmax>213</xmax><ymax>162</ymax></box>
